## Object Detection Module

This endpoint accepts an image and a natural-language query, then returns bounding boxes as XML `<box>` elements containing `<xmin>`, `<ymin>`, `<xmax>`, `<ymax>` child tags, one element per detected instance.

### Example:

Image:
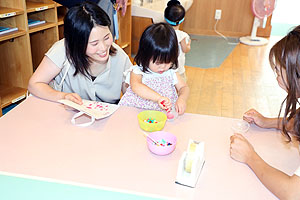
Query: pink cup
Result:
<box><xmin>146</xmin><ymin>131</ymin><xmax>177</xmax><ymax>156</ymax></box>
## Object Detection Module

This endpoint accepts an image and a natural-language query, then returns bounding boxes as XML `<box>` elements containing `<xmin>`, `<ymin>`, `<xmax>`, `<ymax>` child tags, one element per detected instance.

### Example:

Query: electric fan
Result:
<box><xmin>240</xmin><ymin>0</ymin><xmax>276</xmax><ymax>46</ymax></box>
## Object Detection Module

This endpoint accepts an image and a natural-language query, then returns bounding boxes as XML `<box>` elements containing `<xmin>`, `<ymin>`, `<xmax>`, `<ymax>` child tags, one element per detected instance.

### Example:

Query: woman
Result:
<box><xmin>28</xmin><ymin>1</ymin><xmax>132</xmax><ymax>105</ymax></box>
<box><xmin>230</xmin><ymin>25</ymin><xmax>300</xmax><ymax>199</ymax></box>
<box><xmin>52</xmin><ymin>0</ymin><xmax>128</xmax><ymax>39</ymax></box>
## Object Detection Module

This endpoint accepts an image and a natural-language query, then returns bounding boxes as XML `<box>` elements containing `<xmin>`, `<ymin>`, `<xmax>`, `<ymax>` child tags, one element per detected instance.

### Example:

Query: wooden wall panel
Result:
<box><xmin>132</xmin><ymin>16</ymin><xmax>152</xmax><ymax>55</ymax></box>
<box><xmin>131</xmin><ymin>0</ymin><xmax>273</xmax><ymax>54</ymax></box>
<box><xmin>182</xmin><ymin>0</ymin><xmax>255</xmax><ymax>37</ymax></box>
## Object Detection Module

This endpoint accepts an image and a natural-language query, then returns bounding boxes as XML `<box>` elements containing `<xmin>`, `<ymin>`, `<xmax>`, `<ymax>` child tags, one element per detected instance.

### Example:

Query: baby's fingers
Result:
<box><xmin>175</xmin><ymin>103</ymin><xmax>185</xmax><ymax>115</ymax></box>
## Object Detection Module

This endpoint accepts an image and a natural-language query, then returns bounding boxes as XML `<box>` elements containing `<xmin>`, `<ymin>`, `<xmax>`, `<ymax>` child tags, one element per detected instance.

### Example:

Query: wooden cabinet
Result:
<box><xmin>131</xmin><ymin>16</ymin><xmax>152</xmax><ymax>55</ymax></box>
<box><xmin>0</xmin><ymin>0</ymin><xmax>62</xmax><ymax>115</ymax></box>
<box><xmin>0</xmin><ymin>0</ymin><xmax>132</xmax><ymax>116</ymax></box>
<box><xmin>0</xmin><ymin>0</ymin><xmax>32</xmax><ymax>116</ymax></box>
<box><xmin>115</xmin><ymin>0</ymin><xmax>132</xmax><ymax>56</ymax></box>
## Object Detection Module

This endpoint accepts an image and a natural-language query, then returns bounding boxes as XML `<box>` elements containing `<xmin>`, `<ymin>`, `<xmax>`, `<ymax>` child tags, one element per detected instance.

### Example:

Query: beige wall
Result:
<box><xmin>182</xmin><ymin>0</ymin><xmax>254</xmax><ymax>37</ymax></box>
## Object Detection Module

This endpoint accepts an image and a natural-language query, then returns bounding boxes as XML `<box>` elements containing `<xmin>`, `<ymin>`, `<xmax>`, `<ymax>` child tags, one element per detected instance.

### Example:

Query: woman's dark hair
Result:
<box><xmin>269</xmin><ymin>25</ymin><xmax>300</xmax><ymax>142</ymax></box>
<box><xmin>134</xmin><ymin>23</ymin><xmax>178</xmax><ymax>73</ymax></box>
<box><xmin>64</xmin><ymin>1</ymin><xmax>116</xmax><ymax>77</ymax></box>
<box><xmin>164</xmin><ymin>0</ymin><xmax>185</xmax><ymax>26</ymax></box>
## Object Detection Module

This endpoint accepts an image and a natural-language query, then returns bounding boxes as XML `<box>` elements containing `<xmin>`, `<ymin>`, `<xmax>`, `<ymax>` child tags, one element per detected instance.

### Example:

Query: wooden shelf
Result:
<box><xmin>0</xmin><ymin>97</ymin><xmax>2</xmax><ymax>116</ymax></box>
<box><xmin>0</xmin><ymin>30</ymin><xmax>26</xmax><ymax>42</ymax></box>
<box><xmin>116</xmin><ymin>1</ymin><xmax>132</xmax><ymax>55</ymax></box>
<box><xmin>0</xmin><ymin>85</ymin><xmax>27</xmax><ymax>108</ymax></box>
<box><xmin>116</xmin><ymin>41</ymin><xmax>130</xmax><ymax>49</ymax></box>
<box><xmin>57</xmin><ymin>16</ymin><xmax>64</xmax><ymax>25</ymax></box>
<box><xmin>0</xmin><ymin>0</ymin><xmax>132</xmax><ymax>115</ymax></box>
<box><xmin>28</xmin><ymin>22</ymin><xmax>56</xmax><ymax>33</ymax></box>
<box><xmin>57</xmin><ymin>6</ymin><xmax>67</xmax><ymax>25</ymax></box>
<box><xmin>0</xmin><ymin>7</ymin><xmax>24</xmax><ymax>18</ymax></box>
<box><xmin>26</xmin><ymin>2</ymin><xmax>55</xmax><ymax>13</ymax></box>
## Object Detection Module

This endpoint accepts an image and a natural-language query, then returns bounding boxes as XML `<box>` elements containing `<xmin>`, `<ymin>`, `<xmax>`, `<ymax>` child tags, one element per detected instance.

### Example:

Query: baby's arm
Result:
<box><xmin>175</xmin><ymin>73</ymin><xmax>190</xmax><ymax>114</ymax></box>
<box><xmin>130</xmin><ymin>72</ymin><xmax>171</xmax><ymax>109</ymax></box>
<box><xmin>180</xmin><ymin>36</ymin><xmax>191</xmax><ymax>53</ymax></box>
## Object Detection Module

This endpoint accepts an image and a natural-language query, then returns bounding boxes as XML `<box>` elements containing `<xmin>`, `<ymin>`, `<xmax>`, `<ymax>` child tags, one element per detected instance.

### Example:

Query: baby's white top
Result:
<box><xmin>124</xmin><ymin>65</ymin><xmax>178</xmax><ymax>85</ymax></box>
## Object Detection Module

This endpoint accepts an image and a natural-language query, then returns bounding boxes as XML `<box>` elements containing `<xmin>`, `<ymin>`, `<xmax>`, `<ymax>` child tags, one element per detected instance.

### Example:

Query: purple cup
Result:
<box><xmin>146</xmin><ymin>131</ymin><xmax>177</xmax><ymax>156</ymax></box>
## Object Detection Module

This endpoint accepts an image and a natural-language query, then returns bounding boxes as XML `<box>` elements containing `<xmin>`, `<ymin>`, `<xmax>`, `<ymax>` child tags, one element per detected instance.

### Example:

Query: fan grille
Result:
<box><xmin>252</xmin><ymin>0</ymin><xmax>276</xmax><ymax>19</ymax></box>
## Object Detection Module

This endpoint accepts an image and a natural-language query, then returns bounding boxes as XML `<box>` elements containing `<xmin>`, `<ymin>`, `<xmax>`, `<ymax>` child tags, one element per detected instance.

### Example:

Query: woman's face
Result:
<box><xmin>148</xmin><ymin>60</ymin><xmax>173</xmax><ymax>74</ymax></box>
<box><xmin>86</xmin><ymin>25</ymin><xmax>113</xmax><ymax>64</ymax></box>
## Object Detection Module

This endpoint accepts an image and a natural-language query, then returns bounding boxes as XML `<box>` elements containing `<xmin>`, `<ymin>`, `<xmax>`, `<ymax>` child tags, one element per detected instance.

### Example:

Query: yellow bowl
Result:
<box><xmin>137</xmin><ymin>110</ymin><xmax>167</xmax><ymax>132</ymax></box>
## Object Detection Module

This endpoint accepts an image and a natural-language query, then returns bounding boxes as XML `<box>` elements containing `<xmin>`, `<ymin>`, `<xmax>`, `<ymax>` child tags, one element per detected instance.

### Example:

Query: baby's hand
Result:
<box><xmin>158</xmin><ymin>97</ymin><xmax>171</xmax><ymax>110</ymax></box>
<box><xmin>243</xmin><ymin>109</ymin><xmax>267</xmax><ymax>128</ymax></box>
<box><xmin>175</xmin><ymin>97</ymin><xmax>186</xmax><ymax>115</ymax></box>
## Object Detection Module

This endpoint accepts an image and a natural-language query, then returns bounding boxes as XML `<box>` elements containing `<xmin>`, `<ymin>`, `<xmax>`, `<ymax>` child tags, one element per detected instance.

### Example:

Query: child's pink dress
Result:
<box><xmin>118</xmin><ymin>65</ymin><xmax>178</xmax><ymax>111</ymax></box>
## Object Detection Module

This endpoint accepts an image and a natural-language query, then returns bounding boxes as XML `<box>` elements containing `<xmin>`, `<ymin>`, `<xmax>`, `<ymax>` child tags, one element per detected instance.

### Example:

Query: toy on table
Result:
<box><xmin>141</xmin><ymin>131</ymin><xmax>160</xmax><ymax>145</ymax></box>
<box><xmin>145</xmin><ymin>131</ymin><xmax>177</xmax><ymax>155</ymax></box>
<box><xmin>175</xmin><ymin>139</ymin><xmax>205</xmax><ymax>188</ymax></box>
<box><xmin>137</xmin><ymin>110</ymin><xmax>167</xmax><ymax>132</ymax></box>
<box><xmin>155</xmin><ymin>138</ymin><xmax>172</xmax><ymax>146</ymax></box>
<box><xmin>231</xmin><ymin>119</ymin><xmax>250</xmax><ymax>133</ymax></box>
<box><xmin>144</xmin><ymin>118</ymin><xmax>158</xmax><ymax>123</ymax></box>
<box><xmin>58</xmin><ymin>99</ymin><xmax>119</xmax><ymax>126</ymax></box>
<box><xmin>160</xmin><ymin>100</ymin><xmax>178</xmax><ymax>121</ymax></box>
<box><xmin>141</xmin><ymin>131</ymin><xmax>172</xmax><ymax>147</ymax></box>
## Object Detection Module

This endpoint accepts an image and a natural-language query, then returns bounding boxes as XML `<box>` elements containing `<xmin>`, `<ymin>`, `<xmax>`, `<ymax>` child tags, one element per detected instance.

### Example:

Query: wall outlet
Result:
<box><xmin>215</xmin><ymin>9</ymin><xmax>222</xmax><ymax>20</ymax></box>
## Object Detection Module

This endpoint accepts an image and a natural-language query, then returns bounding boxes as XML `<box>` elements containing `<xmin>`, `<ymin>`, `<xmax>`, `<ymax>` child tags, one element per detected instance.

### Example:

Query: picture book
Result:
<box><xmin>0</xmin><ymin>27</ymin><xmax>9</xmax><ymax>32</ymax></box>
<box><xmin>28</xmin><ymin>19</ymin><xmax>46</xmax><ymax>27</ymax></box>
<box><xmin>0</xmin><ymin>26</ymin><xmax>18</xmax><ymax>35</ymax></box>
<box><xmin>58</xmin><ymin>99</ymin><xmax>120</xmax><ymax>120</ymax></box>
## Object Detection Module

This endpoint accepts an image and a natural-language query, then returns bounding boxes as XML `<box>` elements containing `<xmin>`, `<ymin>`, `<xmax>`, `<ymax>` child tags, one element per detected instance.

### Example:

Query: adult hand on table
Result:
<box><xmin>63</xmin><ymin>93</ymin><xmax>83</xmax><ymax>110</ymax></box>
<box><xmin>243</xmin><ymin>109</ymin><xmax>271</xmax><ymax>129</ymax></box>
<box><xmin>230</xmin><ymin>133</ymin><xmax>256</xmax><ymax>164</ymax></box>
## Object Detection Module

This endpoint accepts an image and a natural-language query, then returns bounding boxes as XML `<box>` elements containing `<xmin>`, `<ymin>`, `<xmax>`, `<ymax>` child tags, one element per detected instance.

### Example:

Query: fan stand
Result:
<box><xmin>240</xmin><ymin>17</ymin><xmax>269</xmax><ymax>46</ymax></box>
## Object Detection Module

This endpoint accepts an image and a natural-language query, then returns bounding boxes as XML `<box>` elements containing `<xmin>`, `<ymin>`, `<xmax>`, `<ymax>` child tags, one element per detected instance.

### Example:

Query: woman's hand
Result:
<box><xmin>62</xmin><ymin>93</ymin><xmax>83</xmax><ymax>110</ymax></box>
<box><xmin>243</xmin><ymin>109</ymin><xmax>270</xmax><ymax>128</ymax></box>
<box><xmin>230</xmin><ymin>133</ymin><xmax>255</xmax><ymax>164</ymax></box>
<box><xmin>63</xmin><ymin>93</ymin><xmax>83</xmax><ymax>105</ymax></box>
<box><xmin>175</xmin><ymin>97</ymin><xmax>186</xmax><ymax>115</ymax></box>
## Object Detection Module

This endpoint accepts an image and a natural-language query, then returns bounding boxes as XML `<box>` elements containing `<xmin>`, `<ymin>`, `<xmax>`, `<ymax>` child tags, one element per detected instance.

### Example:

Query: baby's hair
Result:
<box><xmin>269</xmin><ymin>25</ymin><xmax>300</xmax><ymax>142</ymax></box>
<box><xmin>134</xmin><ymin>22</ymin><xmax>179</xmax><ymax>73</ymax></box>
<box><xmin>164</xmin><ymin>0</ymin><xmax>185</xmax><ymax>26</ymax></box>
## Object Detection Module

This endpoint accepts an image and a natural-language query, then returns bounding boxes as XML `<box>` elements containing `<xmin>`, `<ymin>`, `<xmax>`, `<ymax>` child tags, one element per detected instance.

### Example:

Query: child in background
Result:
<box><xmin>230</xmin><ymin>25</ymin><xmax>300</xmax><ymax>199</ymax></box>
<box><xmin>164</xmin><ymin>0</ymin><xmax>191</xmax><ymax>82</ymax></box>
<box><xmin>119</xmin><ymin>23</ymin><xmax>189</xmax><ymax>115</ymax></box>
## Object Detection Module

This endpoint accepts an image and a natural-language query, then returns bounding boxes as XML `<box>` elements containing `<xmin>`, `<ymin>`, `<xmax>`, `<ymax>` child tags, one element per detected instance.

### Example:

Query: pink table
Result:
<box><xmin>0</xmin><ymin>96</ymin><xmax>299</xmax><ymax>199</ymax></box>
